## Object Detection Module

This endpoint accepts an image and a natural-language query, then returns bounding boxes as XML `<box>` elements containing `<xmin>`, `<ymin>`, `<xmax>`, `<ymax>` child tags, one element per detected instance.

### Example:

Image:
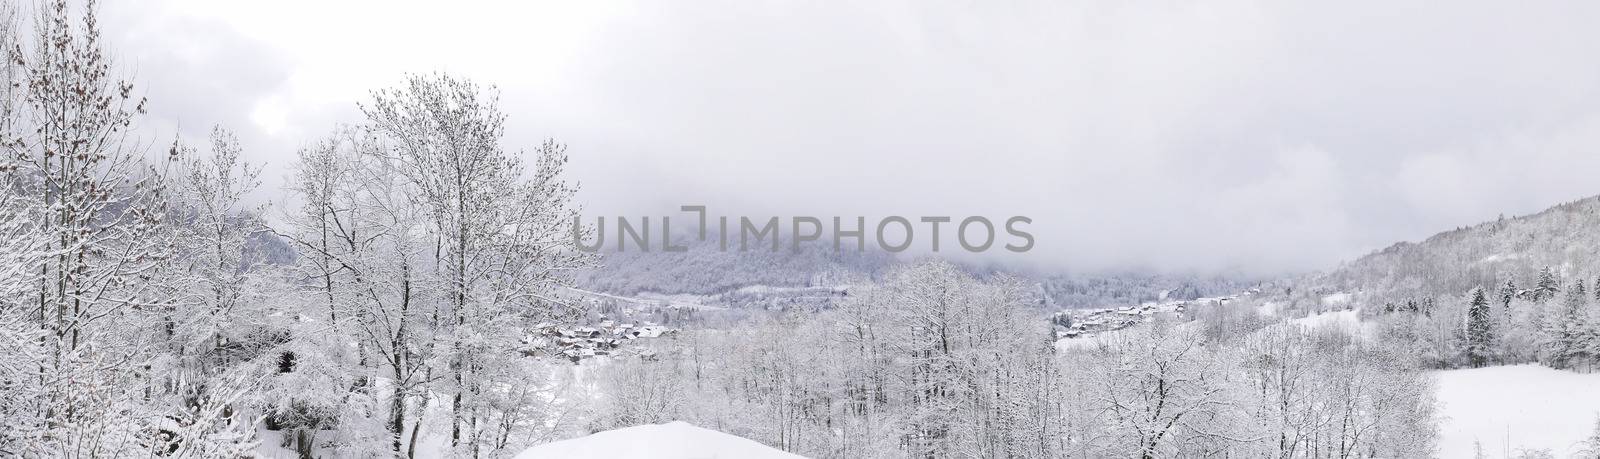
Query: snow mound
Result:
<box><xmin>1435</xmin><ymin>365</ymin><xmax>1600</xmax><ymax>458</ymax></box>
<box><xmin>514</xmin><ymin>421</ymin><xmax>805</xmax><ymax>459</ymax></box>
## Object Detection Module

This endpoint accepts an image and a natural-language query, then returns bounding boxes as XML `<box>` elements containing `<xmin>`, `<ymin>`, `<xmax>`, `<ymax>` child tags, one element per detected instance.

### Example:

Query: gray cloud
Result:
<box><xmin>100</xmin><ymin>0</ymin><xmax>1600</xmax><ymax>275</ymax></box>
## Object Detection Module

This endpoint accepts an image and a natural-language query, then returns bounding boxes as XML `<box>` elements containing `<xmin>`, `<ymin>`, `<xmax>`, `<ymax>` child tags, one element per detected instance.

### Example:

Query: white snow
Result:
<box><xmin>514</xmin><ymin>421</ymin><xmax>805</xmax><ymax>459</ymax></box>
<box><xmin>1320</xmin><ymin>292</ymin><xmax>1352</xmax><ymax>306</ymax></box>
<box><xmin>1478</xmin><ymin>253</ymin><xmax>1522</xmax><ymax>264</ymax></box>
<box><xmin>1435</xmin><ymin>365</ymin><xmax>1600</xmax><ymax>459</ymax></box>
<box><xmin>1287</xmin><ymin>308</ymin><xmax>1362</xmax><ymax>334</ymax></box>
<box><xmin>635</xmin><ymin>325</ymin><xmax>669</xmax><ymax>338</ymax></box>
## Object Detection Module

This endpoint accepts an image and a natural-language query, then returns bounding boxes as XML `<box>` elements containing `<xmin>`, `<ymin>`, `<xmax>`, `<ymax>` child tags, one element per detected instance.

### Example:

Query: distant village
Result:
<box><xmin>524</xmin><ymin>319</ymin><xmax>677</xmax><ymax>363</ymax></box>
<box><xmin>1052</xmin><ymin>290</ymin><xmax>1256</xmax><ymax>341</ymax></box>
<box><xmin>537</xmin><ymin>282</ymin><xmax>1261</xmax><ymax>358</ymax></box>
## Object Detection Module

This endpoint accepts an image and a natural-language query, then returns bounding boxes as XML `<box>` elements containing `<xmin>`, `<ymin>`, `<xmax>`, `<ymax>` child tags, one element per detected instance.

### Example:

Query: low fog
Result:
<box><xmin>102</xmin><ymin>0</ymin><xmax>1600</xmax><ymax>275</ymax></box>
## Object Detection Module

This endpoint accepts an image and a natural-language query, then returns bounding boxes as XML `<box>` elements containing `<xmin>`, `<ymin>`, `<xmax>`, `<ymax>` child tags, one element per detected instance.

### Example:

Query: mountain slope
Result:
<box><xmin>573</xmin><ymin>236</ymin><xmax>890</xmax><ymax>296</ymax></box>
<box><xmin>1317</xmin><ymin>195</ymin><xmax>1600</xmax><ymax>297</ymax></box>
<box><xmin>574</xmin><ymin>235</ymin><xmax>1252</xmax><ymax>310</ymax></box>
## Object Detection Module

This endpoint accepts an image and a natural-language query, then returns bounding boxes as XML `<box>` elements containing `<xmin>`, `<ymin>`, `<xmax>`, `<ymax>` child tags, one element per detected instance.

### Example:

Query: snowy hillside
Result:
<box><xmin>1286</xmin><ymin>307</ymin><xmax>1364</xmax><ymax>336</ymax></box>
<box><xmin>1318</xmin><ymin>195</ymin><xmax>1600</xmax><ymax>297</ymax></box>
<box><xmin>514</xmin><ymin>421</ymin><xmax>805</xmax><ymax>459</ymax></box>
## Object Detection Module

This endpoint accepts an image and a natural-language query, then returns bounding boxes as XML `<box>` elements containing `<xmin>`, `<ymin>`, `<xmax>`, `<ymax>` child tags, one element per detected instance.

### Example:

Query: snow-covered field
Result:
<box><xmin>514</xmin><ymin>421</ymin><xmax>804</xmax><ymax>459</ymax></box>
<box><xmin>1435</xmin><ymin>365</ymin><xmax>1600</xmax><ymax>458</ymax></box>
<box><xmin>1287</xmin><ymin>308</ymin><xmax>1364</xmax><ymax>335</ymax></box>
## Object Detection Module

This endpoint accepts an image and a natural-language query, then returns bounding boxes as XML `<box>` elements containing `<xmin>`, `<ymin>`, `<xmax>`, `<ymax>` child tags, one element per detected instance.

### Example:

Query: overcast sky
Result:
<box><xmin>93</xmin><ymin>0</ymin><xmax>1600</xmax><ymax>275</ymax></box>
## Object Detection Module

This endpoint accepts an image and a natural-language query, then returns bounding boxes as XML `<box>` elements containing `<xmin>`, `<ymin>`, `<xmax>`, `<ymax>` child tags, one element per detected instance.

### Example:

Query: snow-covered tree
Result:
<box><xmin>0</xmin><ymin>10</ymin><xmax>52</xmax><ymax>443</ymax></box>
<box><xmin>1542</xmin><ymin>279</ymin><xmax>1593</xmax><ymax>370</ymax></box>
<box><xmin>1533</xmin><ymin>267</ymin><xmax>1562</xmax><ymax>304</ymax></box>
<box><xmin>1</xmin><ymin>0</ymin><xmax>185</xmax><ymax>452</ymax></box>
<box><xmin>167</xmin><ymin>126</ymin><xmax>269</xmax><ymax>377</ymax></box>
<box><xmin>1499</xmin><ymin>279</ymin><xmax>1519</xmax><ymax>311</ymax></box>
<box><xmin>1085</xmin><ymin>325</ymin><xmax>1251</xmax><ymax>458</ymax></box>
<box><xmin>358</xmin><ymin>73</ymin><xmax>595</xmax><ymax>456</ymax></box>
<box><xmin>1465</xmin><ymin>286</ymin><xmax>1494</xmax><ymax>367</ymax></box>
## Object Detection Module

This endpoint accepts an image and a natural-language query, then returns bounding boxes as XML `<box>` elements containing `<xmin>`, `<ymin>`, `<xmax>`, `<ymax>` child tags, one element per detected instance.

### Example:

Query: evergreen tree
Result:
<box><xmin>1533</xmin><ymin>267</ymin><xmax>1561</xmax><ymax>304</ymax></box>
<box><xmin>1498</xmin><ymin>280</ymin><xmax>1518</xmax><ymax>310</ymax></box>
<box><xmin>1465</xmin><ymin>287</ymin><xmax>1494</xmax><ymax>367</ymax></box>
<box><xmin>1545</xmin><ymin>279</ymin><xmax>1590</xmax><ymax>369</ymax></box>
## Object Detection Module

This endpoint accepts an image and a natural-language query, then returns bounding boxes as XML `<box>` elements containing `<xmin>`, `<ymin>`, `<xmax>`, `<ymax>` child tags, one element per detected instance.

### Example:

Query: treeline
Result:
<box><xmin>0</xmin><ymin>2</ymin><xmax>589</xmax><ymax>457</ymax></box>
<box><xmin>592</xmin><ymin>260</ymin><xmax>1435</xmax><ymax>458</ymax></box>
<box><xmin>1363</xmin><ymin>266</ymin><xmax>1600</xmax><ymax>372</ymax></box>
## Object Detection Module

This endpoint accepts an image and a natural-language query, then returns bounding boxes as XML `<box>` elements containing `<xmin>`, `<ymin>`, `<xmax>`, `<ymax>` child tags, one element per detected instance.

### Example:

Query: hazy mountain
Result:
<box><xmin>571</xmin><ymin>235</ymin><xmax>894</xmax><ymax>296</ymax></box>
<box><xmin>573</xmin><ymin>234</ymin><xmax>1254</xmax><ymax>309</ymax></box>
<box><xmin>1314</xmin><ymin>195</ymin><xmax>1600</xmax><ymax>298</ymax></box>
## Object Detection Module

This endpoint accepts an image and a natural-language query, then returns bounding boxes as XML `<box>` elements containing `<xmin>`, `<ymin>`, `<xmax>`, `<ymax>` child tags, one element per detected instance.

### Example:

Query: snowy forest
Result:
<box><xmin>5</xmin><ymin>1</ymin><xmax>1600</xmax><ymax>458</ymax></box>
